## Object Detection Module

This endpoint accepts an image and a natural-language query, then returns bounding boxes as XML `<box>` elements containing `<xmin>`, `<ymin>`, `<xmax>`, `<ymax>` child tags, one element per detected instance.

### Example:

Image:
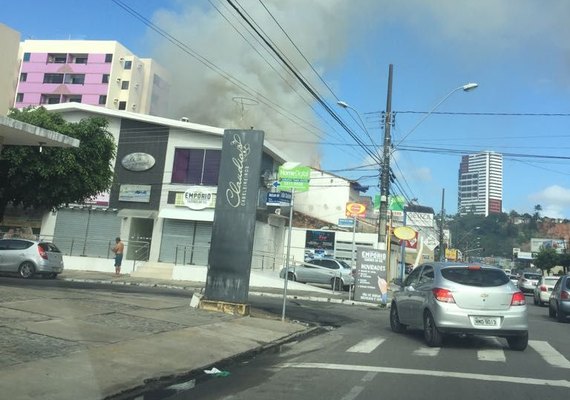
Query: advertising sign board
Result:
<box><xmin>278</xmin><ymin>165</ymin><xmax>311</xmax><ymax>192</ymax></box>
<box><xmin>530</xmin><ymin>238</ymin><xmax>567</xmax><ymax>254</ymax></box>
<box><xmin>354</xmin><ymin>247</ymin><xmax>388</xmax><ymax>304</ymax></box>
<box><xmin>345</xmin><ymin>202</ymin><xmax>366</xmax><ymax>218</ymax></box>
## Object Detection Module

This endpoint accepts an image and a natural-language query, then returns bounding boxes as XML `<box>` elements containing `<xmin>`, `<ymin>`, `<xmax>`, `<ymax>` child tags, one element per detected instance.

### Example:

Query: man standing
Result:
<box><xmin>112</xmin><ymin>237</ymin><xmax>124</xmax><ymax>276</ymax></box>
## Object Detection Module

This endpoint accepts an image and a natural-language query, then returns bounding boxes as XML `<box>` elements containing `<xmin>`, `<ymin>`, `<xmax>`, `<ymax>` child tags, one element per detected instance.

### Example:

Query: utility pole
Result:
<box><xmin>438</xmin><ymin>188</ymin><xmax>445</xmax><ymax>261</ymax></box>
<box><xmin>378</xmin><ymin>64</ymin><xmax>393</xmax><ymax>245</ymax></box>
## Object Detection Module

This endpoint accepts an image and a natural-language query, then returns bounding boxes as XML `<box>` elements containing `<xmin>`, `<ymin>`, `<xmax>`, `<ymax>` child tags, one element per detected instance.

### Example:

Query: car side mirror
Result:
<box><xmin>392</xmin><ymin>278</ymin><xmax>404</xmax><ymax>287</ymax></box>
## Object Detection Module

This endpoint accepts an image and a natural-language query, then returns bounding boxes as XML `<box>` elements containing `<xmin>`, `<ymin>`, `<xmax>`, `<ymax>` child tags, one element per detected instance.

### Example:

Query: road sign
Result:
<box><xmin>278</xmin><ymin>165</ymin><xmax>311</xmax><ymax>192</ymax></box>
<box><xmin>338</xmin><ymin>218</ymin><xmax>355</xmax><ymax>227</ymax></box>
<box><xmin>266</xmin><ymin>191</ymin><xmax>292</xmax><ymax>206</ymax></box>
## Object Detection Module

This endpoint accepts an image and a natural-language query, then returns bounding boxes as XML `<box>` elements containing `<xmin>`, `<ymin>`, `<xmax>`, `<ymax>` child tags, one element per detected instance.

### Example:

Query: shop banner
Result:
<box><xmin>354</xmin><ymin>247</ymin><xmax>388</xmax><ymax>304</ymax></box>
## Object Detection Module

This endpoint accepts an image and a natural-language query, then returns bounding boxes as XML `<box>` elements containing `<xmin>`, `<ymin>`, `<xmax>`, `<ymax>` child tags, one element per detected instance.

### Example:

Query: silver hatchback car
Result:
<box><xmin>390</xmin><ymin>262</ymin><xmax>528</xmax><ymax>350</ymax></box>
<box><xmin>0</xmin><ymin>238</ymin><xmax>64</xmax><ymax>279</ymax></box>
<box><xmin>280</xmin><ymin>258</ymin><xmax>355</xmax><ymax>291</ymax></box>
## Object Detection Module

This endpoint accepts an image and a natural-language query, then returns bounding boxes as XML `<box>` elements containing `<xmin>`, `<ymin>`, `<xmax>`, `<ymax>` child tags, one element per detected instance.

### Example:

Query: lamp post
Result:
<box><xmin>337</xmin><ymin>100</ymin><xmax>376</xmax><ymax>150</ymax></box>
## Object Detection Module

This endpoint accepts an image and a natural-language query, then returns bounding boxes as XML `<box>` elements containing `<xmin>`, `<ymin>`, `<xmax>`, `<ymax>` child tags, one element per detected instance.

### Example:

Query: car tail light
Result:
<box><xmin>511</xmin><ymin>291</ymin><xmax>526</xmax><ymax>306</ymax></box>
<box><xmin>561</xmin><ymin>291</ymin><xmax>570</xmax><ymax>301</ymax></box>
<box><xmin>432</xmin><ymin>288</ymin><xmax>455</xmax><ymax>303</ymax></box>
<box><xmin>540</xmin><ymin>285</ymin><xmax>547</xmax><ymax>292</ymax></box>
<box><xmin>37</xmin><ymin>245</ymin><xmax>48</xmax><ymax>260</ymax></box>
<box><xmin>468</xmin><ymin>265</ymin><xmax>481</xmax><ymax>270</ymax></box>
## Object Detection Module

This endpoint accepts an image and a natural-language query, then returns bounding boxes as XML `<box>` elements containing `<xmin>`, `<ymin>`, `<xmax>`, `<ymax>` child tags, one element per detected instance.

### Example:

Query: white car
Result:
<box><xmin>518</xmin><ymin>272</ymin><xmax>542</xmax><ymax>293</ymax></box>
<box><xmin>533</xmin><ymin>276</ymin><xmax>559</xmax><ymax>306</ymax></box>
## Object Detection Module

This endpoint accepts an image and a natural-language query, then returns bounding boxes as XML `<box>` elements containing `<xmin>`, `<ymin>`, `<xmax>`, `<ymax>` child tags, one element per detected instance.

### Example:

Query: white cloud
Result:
<box><xmin>528</xmin><ymin>185</ymin><xmax>570</xmax><ymax>218</ymax></box>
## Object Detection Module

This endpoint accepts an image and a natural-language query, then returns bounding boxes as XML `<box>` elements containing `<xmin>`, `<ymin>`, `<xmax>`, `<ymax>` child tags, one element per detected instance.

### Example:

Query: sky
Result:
<box><xmin>3</xmin><ymin>0</ymin><xmax>570</xmax><ymax>219</ymax></box>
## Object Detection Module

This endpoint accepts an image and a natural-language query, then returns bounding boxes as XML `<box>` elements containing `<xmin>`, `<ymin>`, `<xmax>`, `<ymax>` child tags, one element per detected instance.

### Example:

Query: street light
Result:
<box><xmin>392</xmin><ymin>82</ymin><xmax>479</xmax><ymax>149</ymax></box>
<box><xmin>336</xmin><ymin>100</ymin><xmax>376</xmax><ymax>149</ymax></box>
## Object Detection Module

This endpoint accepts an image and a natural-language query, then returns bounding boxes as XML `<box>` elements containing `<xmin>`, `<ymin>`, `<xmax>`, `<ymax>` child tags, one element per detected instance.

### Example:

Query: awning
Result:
<box><xmin>117</xmin><ymin>209</ymin><xmax>158</xmax><ymax>219</ymax></box>
<box><xmin>158</xmin><ymin>208</ymin><xmax>214</xmax><ymax>222</ymax></box>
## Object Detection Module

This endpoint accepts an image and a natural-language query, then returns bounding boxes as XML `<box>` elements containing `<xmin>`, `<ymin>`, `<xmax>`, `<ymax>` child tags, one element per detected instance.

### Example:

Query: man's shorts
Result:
<box><xmin>115</xmin><ymin>253</ymin><xmax>123</xmax><ymax>267</ymax></box>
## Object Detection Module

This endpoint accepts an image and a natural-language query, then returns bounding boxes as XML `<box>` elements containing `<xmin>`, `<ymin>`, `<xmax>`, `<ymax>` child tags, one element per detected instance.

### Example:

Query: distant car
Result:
<box><xmin>0</xmin><ymin>239</ymin><xmax>64</xmax><ymax>279</ymax></box>
<box><xmin>549</xmin><ymin>275</ymin><xmax>570</xmax><ymax>323</ymax></box>
<box><xmin>390</xmin><ymin>262</ymin><xmax>528</xmax><ymax>351</ymax></box>
<box><xmin>280</xmin><ymin>258</ymin><xmax>354</xmax><ymax>291</ymax></box>
<box><xmin>518</xmin><ymin>272</ymin><xmax>542</xmax><ymax>293</ymax></box>
<box><xmin>533</xmin><ymin>276</ymin><xmax>559</xmax><ymax>306</ymax></box>
<box><xmin>509</xmin><ymin>275</ymin><xmax>519</xmax><ymax>287</ymax></box>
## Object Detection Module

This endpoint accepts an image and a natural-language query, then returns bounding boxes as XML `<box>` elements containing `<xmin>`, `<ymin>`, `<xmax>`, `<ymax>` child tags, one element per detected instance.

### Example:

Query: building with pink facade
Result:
<box><xmin>14</xmin><ymin>40</ymin><xmax>169</xmax><ymax>117</ymax></box>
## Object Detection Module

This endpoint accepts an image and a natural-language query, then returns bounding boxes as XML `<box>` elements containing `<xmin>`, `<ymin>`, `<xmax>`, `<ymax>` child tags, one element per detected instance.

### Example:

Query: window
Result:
<box><xmin>16</xmin><ymin>93</ymin><xmax>24</xmax><ymax>103</ymax></box>
<box><xmin>19</xmin><ymin>73</ymin><xmax>27</xmax><ymax>82</ymax></box>
<box><xmin>171</xmin><ymin>149</ymin><xmax>222</xmax><ymax>185</ymax></box>
<box><xmin>404</xmin><ymin>266</ymin><xmax>422</xmax><ymax>287</ymax></box>
<box><xmin>418</xmin><ymin>266</ymin><xmax>434</xmax><ymax>285</ymax></box>
<box><xmin>70</xmin><ymin>54</ymin><xmax>88</xmax><ymax>64</ymax></box>
<box><xmin>441</xmin><ymin>267</ymin><xmax>509</xmax><ymax>287</ymax></box>
<box><xmin>105</xmin><ymin>53</ymin><xmax>113</xmax><ymax>63</ymax></box>
<box><xmin>124</xmin><ymin>60</ymin><xmax>132</xmax><ymax>70</ymax></box>
<box><xmin>64</xmin><ymin>74</ymin><xmax>85</xmax><ymax>85</ymax></box>
<box><xmin>118</xmin><ymin>101</ymin><xmax>127</xmax><ymax>110</ymax></box>
<box><xmin>62</xmin><ymin>95</ymin><xmax>82</xmax><ymax>103</ymax></box>
<box><xmin>47</xmin><ymin>53</ymin><xmax>67</xmax><ymax>63</ymax></box>
<box><xmin>99</xmin><ymin>95</ymin><xmax>107</xmax><ymax>105</ymax></box>
<box><xmin>102</xmin><ymin>74</ymin><xmax>110</xmax><ymax>83</ymax></box>
<box><xmin>43</xmin><ymin>73</ymin><xmax>64</xmax><ymax>84</ymax></box>
<box><xmin>40</xmin><ymin>94</ymin><xmax>61</xmax><ymax>104</ymax></box>
<box><xmin>320</xmin><ymin>260</ymin><xmax>340</xmax><ymax>270</ymax></box>
<box><xmin>23</xmin><ymin>52</ymin><xmax>31</xmax><ymax>62</ymax></box>
<box><xmin>121</xmin><ymin>80</ymin><xmax>129</xmax><ymax>90</ymax></box>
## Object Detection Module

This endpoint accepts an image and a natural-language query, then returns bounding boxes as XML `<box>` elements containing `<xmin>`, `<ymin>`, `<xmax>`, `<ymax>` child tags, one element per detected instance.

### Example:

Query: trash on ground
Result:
<box><xmin>204</xmin><ymin>367</ymin><xmax>230</xmax><ymax>377</ymax></box>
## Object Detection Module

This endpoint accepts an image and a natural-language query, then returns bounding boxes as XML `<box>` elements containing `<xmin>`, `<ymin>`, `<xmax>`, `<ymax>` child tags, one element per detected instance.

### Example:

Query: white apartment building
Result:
<box><xmin>458</xmin><ymin>151</ymin><xmax>503</xmax><ymax>216</ymax></box>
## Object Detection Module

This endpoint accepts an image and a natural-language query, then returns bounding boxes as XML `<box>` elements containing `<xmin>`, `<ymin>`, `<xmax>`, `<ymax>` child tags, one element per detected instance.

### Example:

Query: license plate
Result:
<box><xmin>472</xmin><ymin>316</ymin><xmax>499</xmax><ymax>327</ymax></box>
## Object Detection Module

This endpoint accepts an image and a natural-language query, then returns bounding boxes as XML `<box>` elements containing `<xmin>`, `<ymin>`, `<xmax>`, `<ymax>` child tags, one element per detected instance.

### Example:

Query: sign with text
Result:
<box><xmin>266</xmin><ymin>191</ymin><xmax>292</xmax><ymax>206</ymax></box>
<box><xmin>277</xmin><ymin>165</ymin><xmax>311</xmax><ymax>192</ymax></box>
<box><xmin>338</xmin><ymin>218</ymin><xmax>355</xmax><ymax>228</ymax></box>
<box><xmin>354</xmin><ymin>247</ymin><xmax>388</xmax><ymax>304</ymax></box>
<box><xmin>205</xmin><ymin>129</ymin><xmax>264</xmax><ymax>304</ymax></box>
<box><xmin>345</xmin><ymin>202</ymin><xmax>366</xmax><ymax>218</ymax></box>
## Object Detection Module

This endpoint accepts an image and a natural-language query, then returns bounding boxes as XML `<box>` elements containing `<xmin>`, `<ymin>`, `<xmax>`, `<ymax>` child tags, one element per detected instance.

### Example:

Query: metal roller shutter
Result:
<box><xmin>159</xmin><ymin>219</ymin><xmax>195</xmax><ymax>263</ymax></box>
<box><xmin>190</xmin><ymin>222</ymin><xmax>212</xmax><ymax>265</ymax></box>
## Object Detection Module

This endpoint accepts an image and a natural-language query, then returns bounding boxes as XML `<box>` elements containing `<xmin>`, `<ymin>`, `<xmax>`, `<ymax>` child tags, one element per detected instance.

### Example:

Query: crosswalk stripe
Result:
<box><xmin>477</xmin><ymin>349</ymin><xmax>506</xmax><ymax>362</ymax></box>
<box><xmin>413</xmin><ymin>347</ymin><xmax>440</xmax><ymax>357</ymax></box>
<box><xmin>347</xmin><ymin>337</ymin><xmax>385</xmax><ymax>353</ymax></box>
<box><xmin>529</xmin><ymin>340</ymin><xmax>570</xmax><ymax>369</ymax></box>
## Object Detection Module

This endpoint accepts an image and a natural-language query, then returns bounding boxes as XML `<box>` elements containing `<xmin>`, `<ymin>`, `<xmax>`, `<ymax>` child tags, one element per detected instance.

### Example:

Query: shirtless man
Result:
<box><xmin>112</xmin><ymin>237</ymin><xmax>124</xmax><ymax>276</ymax></box>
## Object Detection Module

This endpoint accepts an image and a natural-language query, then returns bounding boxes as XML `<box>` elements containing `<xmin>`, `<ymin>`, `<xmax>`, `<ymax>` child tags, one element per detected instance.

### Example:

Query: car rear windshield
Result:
<box><xmin>524</xmin><ymin>273</ymin><xmax>542</xmax><ymax>280</ymax></box>
<box><xmin>565</xmin><ymin>278</ymin><xmax>570</xmax><ymax>290</ymax></box>
<box><xmin>441</xmin><ymin>267</ymin><xmax>510</xmax><ymax>287</ymax></box>
<box><xmin>39</xmin><ymin>243</ymin><xmax>61</xmax><ymax>253</ymax></box>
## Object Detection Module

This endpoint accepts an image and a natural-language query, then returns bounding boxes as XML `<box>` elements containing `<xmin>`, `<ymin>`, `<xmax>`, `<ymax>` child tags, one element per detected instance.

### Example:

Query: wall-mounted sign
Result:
<box><xmin>119</xmin><ymin>184</ymin><xmax>151</xmax><ymax>203</ymax></box>
<box><xmin>182</xmin><ymin>186</ymin><xmax>216</xmax><ymax>210</ymax></box>
<box><xmin>121</xmin><ymin>152</ymin><xmax>156</xmax><ymax>172</ymax></box>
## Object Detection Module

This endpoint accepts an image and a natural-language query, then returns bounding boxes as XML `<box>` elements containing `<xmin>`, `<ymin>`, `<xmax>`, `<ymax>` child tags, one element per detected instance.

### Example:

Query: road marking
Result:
<box><xmin>280</xmin><ymin>362</ymin><xmax>570</xmax><ymax>388</ymax></box>
<box><xmin>477</xmin><ymin>349</ymin><xmax>506</xmax><ymax>362</ymax></box>
<box><xmin>346</xmin><ymin>337</ymin><xmax>385</xmax><ymax>353</ymax></box>
<box><xmin>529</xmin><ymin>340</ymin><xmax>570</xmax><ymax>369</ymax></box>
<box><xmin>340</xmin><ymin>385</ymin><xmax>365</xmax><ymax>400</ymax></box>
<box><xmin>413</xmin><ymin>347</ymin><xmax>440</xmax><ymax>357</ymax></box>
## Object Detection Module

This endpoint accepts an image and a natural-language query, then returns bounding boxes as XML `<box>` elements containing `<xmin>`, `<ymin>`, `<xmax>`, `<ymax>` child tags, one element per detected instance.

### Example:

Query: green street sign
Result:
<box><xmin>278</xmin><ymin>165</ymin><xmax>311</xmax><ymax>192</ymax></box>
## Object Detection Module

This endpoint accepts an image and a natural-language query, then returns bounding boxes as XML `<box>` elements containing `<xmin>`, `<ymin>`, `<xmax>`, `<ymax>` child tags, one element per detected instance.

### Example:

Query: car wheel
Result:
<box><xmin>18</xmin><ymin>262</ymin><xmax>35</xmax><ymax>279</ymax></box>
<box><xmin>507</xmin><ymin>332</ymin><xmax>528</xmax><ymax>351</ymax></box>
<box><xmin>47</xmin><ymin>273</ymin><xmax>58</xmax><ymax>279</ymax></box>
<box><xmin>424</xmin><ymin>311</ymin><xmax>443</xmax><ymax>347</ymax></box>
<box><xmin>286</xmin><ymin>272</ymin><xmax>296</xmax><ymax>281</ymax></box>
<box><xmin>331</xmin><ymin>278</ymin><xmax>343</xmax><ymax>291</ymax></box>
<box><xmin>556</xmin><ymin>305</ymin><xmax>567</xmax><ymax>323</ymax></box>
<box><xmin>549</xmin><ymin>304</ymin><xmax>556</xmax><ymax>318</ymax></box>
<box><xmin>390</xmin><ymin>302</ymin><xmax>406</xmax><ymax>333</ymax></box>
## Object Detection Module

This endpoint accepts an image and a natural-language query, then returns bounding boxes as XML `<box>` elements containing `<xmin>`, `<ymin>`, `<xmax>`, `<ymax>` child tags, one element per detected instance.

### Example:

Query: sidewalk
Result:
<box><xmin>0</xmin><ymin>269</ymin><xmax>371</xmax><ymax>400</ymax></box>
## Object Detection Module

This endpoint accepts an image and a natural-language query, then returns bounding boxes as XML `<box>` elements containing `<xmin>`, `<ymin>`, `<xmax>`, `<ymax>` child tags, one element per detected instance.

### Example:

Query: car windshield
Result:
<box><xmin>441</xmin><ymin>267</ymin><xmax>510</xmax><ymax>287</ymax></box>
<box><xmin>39</xmin><ymin>242</ymin><xmax>61</xmax><ymax>252</ymax></box>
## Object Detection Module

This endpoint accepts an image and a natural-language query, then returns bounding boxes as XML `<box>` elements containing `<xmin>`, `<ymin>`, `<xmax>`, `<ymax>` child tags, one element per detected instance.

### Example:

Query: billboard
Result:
<box><xmin>205</xmin><ymin>130</ymin><xmax>264</xmax><ymax>304</ymax></box>
<box><xmin>530</xmin><ymin>238</ymin><xmax>567</xmax><ymax>254</ymax></box>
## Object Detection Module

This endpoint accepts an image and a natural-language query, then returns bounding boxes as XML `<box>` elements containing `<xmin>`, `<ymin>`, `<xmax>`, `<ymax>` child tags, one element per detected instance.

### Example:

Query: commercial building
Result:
<box><xmin>14</xmin><ymin>40</ymin><xmax>169</xmax><ymax>116</ymax></box>
<box><xmin>0</xmin><ymin>24</ymin><xmax>20</xmax><ymax>115</ymax></box>
<box><xmin>457</xmin><ymin>151</ymin><xmax>503</xmax><ymax>216</ymax></box>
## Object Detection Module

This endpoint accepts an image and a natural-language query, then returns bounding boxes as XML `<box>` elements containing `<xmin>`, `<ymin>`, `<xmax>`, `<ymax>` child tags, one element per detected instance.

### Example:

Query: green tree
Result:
<box><xmin>0</xmin><ymin>107</ymin><xmax>116</xmax><ymax>222</ymax></box>
<box><xmin>534</xmin><ymin>247</ymin><xmax>558</xmax><ymax>275</ymax></box>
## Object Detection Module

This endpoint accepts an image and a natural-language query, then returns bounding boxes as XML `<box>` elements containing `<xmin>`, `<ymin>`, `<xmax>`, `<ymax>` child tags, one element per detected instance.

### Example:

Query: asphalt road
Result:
<box><xmin>141</xmin><ymin>294</ymin><xmax>570</xmax><ymax>400</ymax></box>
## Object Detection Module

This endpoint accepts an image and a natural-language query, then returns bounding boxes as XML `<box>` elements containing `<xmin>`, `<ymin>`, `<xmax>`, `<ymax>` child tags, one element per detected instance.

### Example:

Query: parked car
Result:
<box><xmin>0</xmin><ymin>239</ymin><xmax>64</xmax><ymax>279</ymax></box>
<box><xmin>518</xmin><ymin>272</ymin><xmax>542</xmax><ymax>293</ymax></box>
<box><xmin>280</xmin><ymin>258</ymin><xmax>354</xmax><ymax>291</ymax></box>
<box><xmin>390</xmin><ymin>262</ymin><xmax>528</xmax><ymax>350</ymax></box>
<box><xmin>548</xmin><ymin>275</ymin><xmax>570</xmax><ymax>323</ymax></box>
<box><xmin>533</xmin><ymin>276</ymin><xmax>559</xmax><ymax>306</ymax></box>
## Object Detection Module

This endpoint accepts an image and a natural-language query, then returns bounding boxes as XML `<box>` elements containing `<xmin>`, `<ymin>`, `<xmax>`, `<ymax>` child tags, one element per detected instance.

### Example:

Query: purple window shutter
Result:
<box><xmin>172</xmin><ymin>149</ymin><xmax>189</xmax><ymax>183</ymax></box>
<box><xmin>202</xmin><ymin>150</ymin><xmax>222</xmax><ymax>185</ymax></box>
<box><xmin>187</xmin><ymin>149</ymin><xmax>204</xmax><ymax>184</ymax></box>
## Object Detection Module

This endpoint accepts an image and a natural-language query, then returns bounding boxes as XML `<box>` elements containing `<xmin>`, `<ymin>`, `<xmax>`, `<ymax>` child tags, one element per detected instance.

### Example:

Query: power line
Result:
<box><xmin>365</xmin><ymin>110</ymin><xmax>570</xmax><ymax>117</ymax></box>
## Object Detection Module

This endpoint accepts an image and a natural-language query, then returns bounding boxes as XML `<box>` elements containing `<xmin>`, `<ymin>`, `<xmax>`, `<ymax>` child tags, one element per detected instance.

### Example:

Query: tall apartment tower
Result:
<box><xmin>458</xmin><ymin>151</ymin><xmax>503</xmax><ymax>216</ymax></box>
<box><xmin>14</xmin><ymin>40</ymin><xmax>169</xmax><ymax>116</ymax></box>
<box><xmin>0</xmin><ymin>24</ymin><xmax>21</xmax><ymax>115</ymax></box>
